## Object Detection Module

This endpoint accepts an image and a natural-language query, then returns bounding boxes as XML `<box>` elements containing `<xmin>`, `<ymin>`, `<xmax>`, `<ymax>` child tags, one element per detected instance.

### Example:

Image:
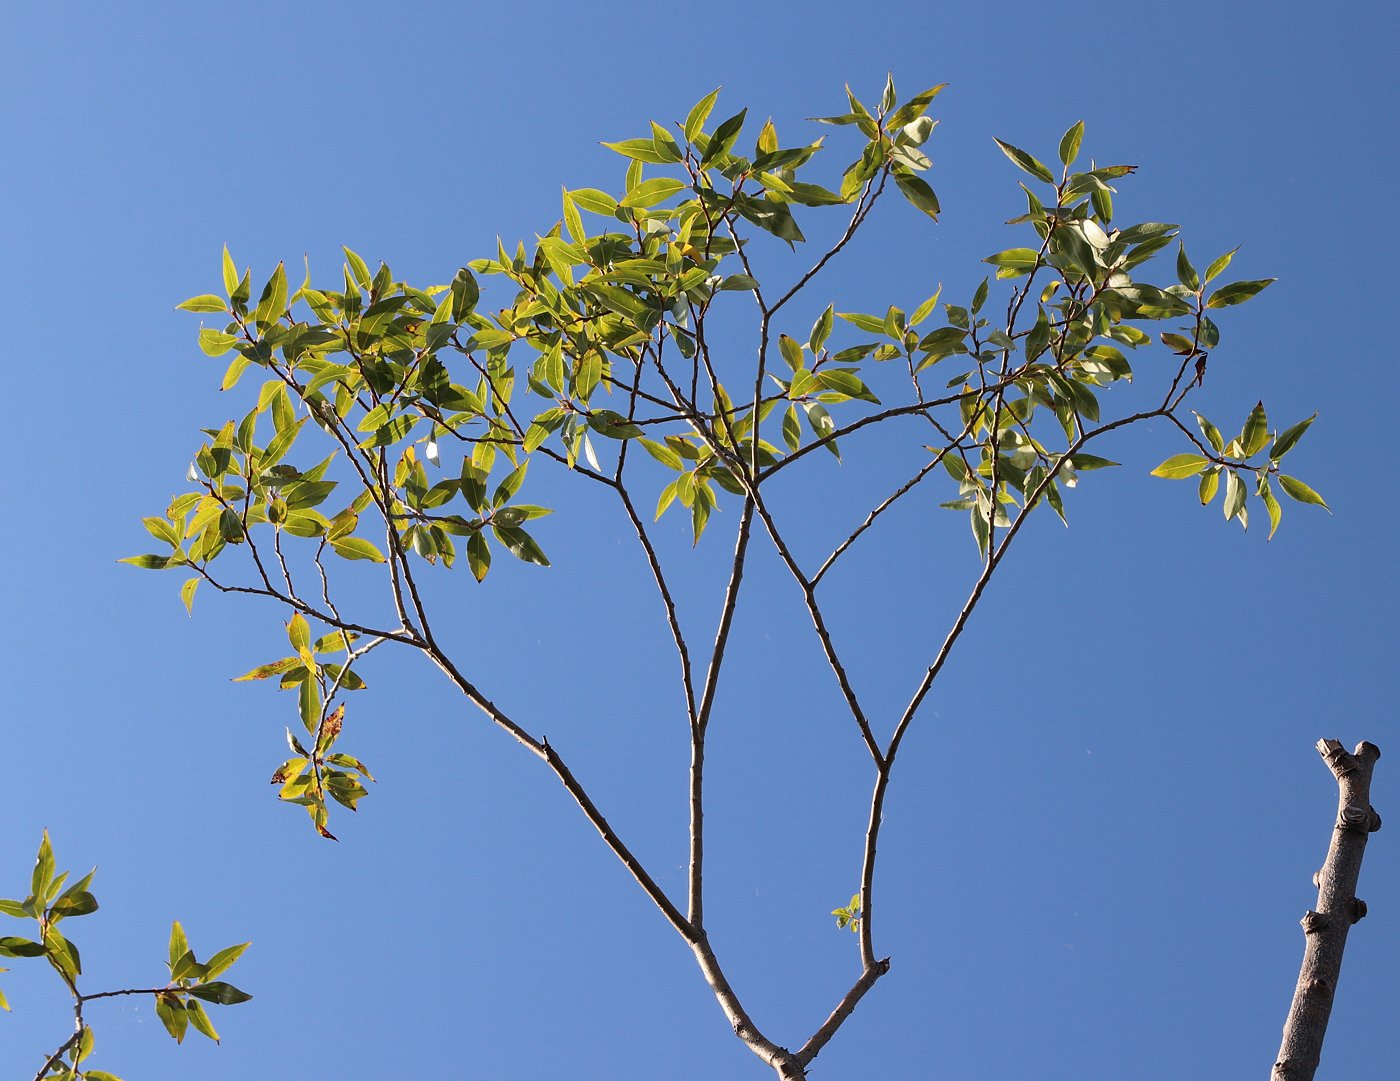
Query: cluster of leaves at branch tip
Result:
<box><xmin>1151</xmin><ymin>403</ymin><xmax>1326</xmax><ymax>539</ymax></box>
<box><xmin>123</xmin><ymin>77</ymin><xmax>1322</xmax><ymax>842</ymax></box>
<box><xmin>1</xmin><ymin>833</ymin><xmax>250</xmax><ymax>1080</ymax></box>
<box><xmin>831</xmin><ymin>893</ymin><xmax>863</xmax><ymax>933</ymax></box>
<box><xmin>237</xmin><ymin>615</ymin><xmax>377</xmax><ymax>840</ymax></box>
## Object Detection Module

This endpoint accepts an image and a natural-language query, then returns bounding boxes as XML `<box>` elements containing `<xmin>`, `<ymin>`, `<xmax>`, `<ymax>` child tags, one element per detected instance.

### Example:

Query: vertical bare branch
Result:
<box><xmin>1273</xmin><ymin>740</ymin><xmax>1382</xmax><ymax>1081</ymax></box>
<box><xmin>689</xmin><ymin>500</ymin><xmax>756</xmax><ymax>927</ymax></box>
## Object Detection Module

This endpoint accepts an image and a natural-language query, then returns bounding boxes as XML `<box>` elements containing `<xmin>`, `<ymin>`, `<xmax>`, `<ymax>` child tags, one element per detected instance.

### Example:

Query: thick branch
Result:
<box><xmin>687</xmin><ymin>932</ymin><xmax>801</xmax><ymax>1077</ymax></box>
<box><xmin>1272</xmin><ymin>740</ymin><xmax>1382</xmax><ymax>1081</ymax></box>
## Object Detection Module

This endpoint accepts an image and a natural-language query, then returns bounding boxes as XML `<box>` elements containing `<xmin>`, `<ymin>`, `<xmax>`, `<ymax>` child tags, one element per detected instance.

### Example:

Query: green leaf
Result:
<box><xmin>177</xmin><ymin>294</ymin><xmax>228</xmax><ymax>314</ymax></box>
<box><xmin>1199</xmin><ymin>468</ymin><xmax>1220</xmax><ymax>505</ymax></box>
<box><xmin>894</xmin><ymin>171</ymin><xmax>940</xmax><ymax>220</ymax></box>
<box><xmin>701</xmin><ymin>108</ymin><xmax>747</xmax><ymax>166</ymax></box>
<box><xmin>1224</xmin><ymin>469</ymin><xmax>1247</xmax><ymax>523</ymax></box>
<box><xmin>232</xmin><ymin>656</ymin><xmax>298</xmax><ymax>682</ymax></box>
<box><xmin>253</xmin><ymin>263</ymin><xmax>288</xmax><ymax>331</ymax></box>
<box><xmin>198</xmin><ymin>329</ymin><xmax>238</xmax><ymax>357</ymax></box>
<box><xmin>735</xmin><ymin>195</ymin><xmax>804</xmax><ymax>244</ymax></box>
<box><xmin>1176</xmin><ymin>243</ymin><xmax>1200</xmax><ymax>292</ymax></box>
<box><xmin>0</xmin><ymin>936</ymin><xmax>47</xmax><ymax>957</ymax></box>
<box><xmin>466</xmin><ymin>531</ymin><xmax>490</xmax><ymax>582</ymax></box>
<box><xmin>778</xmin><ymin>334</ymin><xmax>804</xmax><ymax>370</ymax></box>
<box><xmin>491</xmin><ymin>525</ymin><xmax>550</xmax><ymax>567</ymax></box>
<box><xmin>993</xmin><ymin>138</ymin><xmax>1055</xmax><ymax>183</ymax></box>
<box><xmin>120</xmin><ymin>554</ymin><xmax>171</xmax><ymax>570</ymax></box>
<box><xmin>602</xmin><ymin>137</ymin><xmax>673</xmax><ymax>164</ymax></box>
<box><xmin>330</xmin><ymin>537</ymin><xmax>387</xmax><ymax>562</ymax></box>
<box><xmin>169</xmin><ymin>921</ymin><xmax>191</xmax><ymax>968</ymax></box>
<box><xmin>1206</xmin><ymin>278</ymin><xmax>1275</xmax><ymax>308</ymax></box>
<box><xmin>343</xmin><ymin>247</ymin><xmax>372</xmax><ymax>290</ymax></box>
<box><xmin>186</xmin><ymin>997</ymin><xmax>221</xmax><ymax>1043</ymax></box>
<box><xmin>199</xmin><ymin>942</ymin><xmax>251</xmax><ymax>982</ymax></box>
<box><xmin>1270</xmin><ymin>413</ymin><xmax>1316</xmax><ymax>461</ymax></box>
<box><xmin>1058</xmin><ymin>121</ymin><xmax>1084</xmax><ymax>167</ymax></box>
<box><xmin>1194</xmin><ymin>412</ymin><xmax>1225</xmax><ymax>453</ymax></box>
<box><xmin>156</xmin><ymin>994</ymin><xmax>189</xmax><ymax>1042</ymax></box>
<box><xmin>809</xmin><ymin>305</ymin><xmax>834</xmax><ymax>355</ymax></box>
<box><xmin>1259</xmin><ymin>475</ymin><xmax>1283</xmax><ymax>539</ymax></box>
<box><xmin>287</xmin><ymin>612</ymin><xmax>310</xmax><ymax>652</ymax></box>
<box><xmin>1151</xmin><ymin>454</ymin><xmax>1210</xmax><ymax>479</ymax></box>
<box><xmin>1204</xmin><ymin>246</ymin><xmax>1239</xmax><ymax>283</ymax></box>
<box><xmin>1278</xmin><ymin>474</ymin><xmax>1330</xmax><ymax>510</ymax></box>
<box><xmin>1240</xmin><ymin>401</ymin><xmax>1269</xmax><ymax>457</ymax></box>
<box><xmin>782</xmin><ymin>406</ymin><xmax>801</xmax><ymax>451</ymax></box>
<box><xmin>570</xmin><ymin>188</ymin><xmax>619</xmax><ymax>216</ymax></box>
<box><xmin>222</xmin><ymin>245</ymin><xmax>239</xmax><ymax>296</ymax></box>
<box><xmin>983</xmin><ymin>248</ymin><xmax>1039</xmax><ymax>272</ymax></box>
<box><xmin>685</xmin><ymin>87</ymin><xmax>721</xmax><ymax>142</ymax></box>
<box><xmin>50</xmin><ymin>890</ymin><xmax>97</xmax><ymax>919</ymax></box>
<box><xmin>638</xmin><ymin>438</ymin><xmax>683</xmax><ymax>471</ymax></box>
<box><xmin>1067</xmin><ymin>454</ymin><xmax>1119</xmax><ymax>471</ymax></box>
<box><xmin>619</xmin><ymin>177</ymin><xmax>688</xmax><ymax>208</ymax></box>
<box><xmin>188</xmin><ymin>981</ymin><xmax>253</xmax><ymax>1005</ymax></box>
<box><xmin>32</xmin><ymin>832</ymin><xmax>55</xmax><ymax>902</ymax></box>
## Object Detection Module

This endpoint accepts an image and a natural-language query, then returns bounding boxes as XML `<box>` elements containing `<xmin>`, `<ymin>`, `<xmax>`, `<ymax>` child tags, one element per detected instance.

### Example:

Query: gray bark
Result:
<box><xmin>1272</xmin><ymin>740</ymin><xmax>1381</xmax><ymax>1080</ymax></box>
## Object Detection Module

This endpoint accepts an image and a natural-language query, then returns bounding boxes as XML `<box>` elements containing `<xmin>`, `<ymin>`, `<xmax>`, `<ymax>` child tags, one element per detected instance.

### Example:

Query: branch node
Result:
<box><xmin>1350</xmin><ymin>897</ymin><xmax>1368</xmax><ymax>924</ymax></box>
<box><xmin>1340</xmin><ymin>802</ymin><xmax>1372</xmax><ymax>831</ymax></box>
<box><xmin>1300</xmin><ymin>910</ymin><xmax>1329</xmax><ymax>935</ymax></box>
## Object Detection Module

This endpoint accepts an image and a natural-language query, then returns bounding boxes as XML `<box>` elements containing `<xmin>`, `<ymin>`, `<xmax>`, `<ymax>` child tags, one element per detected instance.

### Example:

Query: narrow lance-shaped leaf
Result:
<box><xmin>993</xmin><ymin>138</ymin><xmax>1055</xmax><ymax>183</ymax></box>
<box><xmin>1278</xmin><ymin>475</ymin><xmax>1330</xmax><ymax>510</ymax></box>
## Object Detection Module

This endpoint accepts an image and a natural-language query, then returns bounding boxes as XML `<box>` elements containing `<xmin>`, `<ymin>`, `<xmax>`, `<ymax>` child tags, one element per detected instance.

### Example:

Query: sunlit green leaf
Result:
<box><xmin>1278</xmin><ymin>474</ymin><xmax>1330</xmax><ymax>510</ymax></box>
<box><xmin>1151</xmin><ymin>454</ymin><xmax>1209</xmax><ymax>479</ymax></box>
<box><xmin>993</xmin><ymin>138</ymin><xmax>1055</xmax><ymax>183</ymax></box>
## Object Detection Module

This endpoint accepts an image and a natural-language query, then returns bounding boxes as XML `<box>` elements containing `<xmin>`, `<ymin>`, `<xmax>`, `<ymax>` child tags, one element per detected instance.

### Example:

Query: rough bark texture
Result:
<box><xmin>1272</xmin><ymin>740</ymin><xmax>1381</xmax><ymax>1081</ymax></box>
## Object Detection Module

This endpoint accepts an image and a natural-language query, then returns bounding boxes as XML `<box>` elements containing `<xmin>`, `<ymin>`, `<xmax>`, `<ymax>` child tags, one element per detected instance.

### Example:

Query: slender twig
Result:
<box><xmin>811</xmin><ymin>456</ymin><xmax>943</xmax><ymax>587</ymax></box>
<box><xmin>746</xmin><ymin>491</ymin><xmax>883</xmax><ymax>766</ymax></box>
<box><xmin>855</xmin><ymin>409</ymin><xmax>1171</xmax><ymax>965</ymax></box>
<box><xmin>689</xmin><ymin>500</ymin><xmax>755</xmax><ymax>928</ymax></box>
<box><xmin>769</xmin><ymin>170</ymin><xmax>889</xmax><ymax>316</ymax></box>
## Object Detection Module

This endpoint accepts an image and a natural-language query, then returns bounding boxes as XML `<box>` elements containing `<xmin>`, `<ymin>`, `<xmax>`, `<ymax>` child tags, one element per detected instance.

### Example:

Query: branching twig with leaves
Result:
<box><xmin>2</xmin><ymin>833</ymin><xmax>250</xmax><ymax>1081</ymax></box>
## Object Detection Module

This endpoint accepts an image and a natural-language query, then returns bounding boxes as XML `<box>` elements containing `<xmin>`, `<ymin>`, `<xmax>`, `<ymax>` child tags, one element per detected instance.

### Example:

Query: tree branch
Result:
<box><xmin>690</xmin><ymin>500</ymin><xmax>756</xmax><ymax>928</ymax></box>
<box><xmin>1272</xmin><ymin>739</ymin><xmax>1382</xmax><ymax>1081</ymax></box>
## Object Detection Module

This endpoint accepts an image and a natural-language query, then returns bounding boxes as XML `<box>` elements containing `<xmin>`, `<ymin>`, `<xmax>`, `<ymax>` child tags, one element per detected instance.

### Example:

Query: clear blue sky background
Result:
<box><xmin>2</xmin><ymin>2</ymin><xmax>1395</xmax><ymax>1078</ymax></box>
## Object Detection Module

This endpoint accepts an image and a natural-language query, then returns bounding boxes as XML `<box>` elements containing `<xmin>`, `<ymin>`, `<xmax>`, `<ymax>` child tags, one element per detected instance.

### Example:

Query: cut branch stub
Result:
<box><xmin>1272</xmin><ymin>739</ymin><xmax>1381</xmax><ymax>1081</ymax></box>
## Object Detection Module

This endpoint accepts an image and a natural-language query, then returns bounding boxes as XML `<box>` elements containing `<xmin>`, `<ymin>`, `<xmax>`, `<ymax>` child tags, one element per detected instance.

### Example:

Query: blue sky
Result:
<box><xmin>2</xmin><ymin>2</ymin><xmax>1395</xmax><ymax>1079</ymax></box>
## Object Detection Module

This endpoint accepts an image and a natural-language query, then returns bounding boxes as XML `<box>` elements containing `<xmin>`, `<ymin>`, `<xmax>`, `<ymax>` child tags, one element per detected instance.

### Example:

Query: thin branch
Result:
<box><xmin>612</xmin><ymin>478</ymin><xmax>697</xmax><ymax>725</ymax></box>
<box><xmin>195</xmin><ymin>570</ymin><xmax>419</xmax><ymax>644</ymax></box>
<box><xmin>811</xmin><ymin>456</ymin><xmax>943</xmax><ymax>587</ymax></box>
<box><xmin>418</xmin><ymin>642</ymin><xmax>692</xmax><ymax>941</ymax></box>
<box><xmin>858</xmin><ymin>408</ymin><xmax>1170</xmax><ymax>964</ymax></box>
<box><xmin>745</xmin><ymin>491</ymin><xmax>884</xmax><ymax>765</ymax></box>
<box><xmin>794</xmin><ymin>959</ymin><xmax>891</xmax><ymax>1066</ymax></box>
<box><xmin>690</xmin><ymin>500</ymin><xmax>756</xmax><ymax>928</ymax></box>
<box><xmin>769</xmin><ymin>169</ymin><xmax>889</xmax><ymax>317</ymax></box>
<box><xmin>33</xmin><ymin>1033</ymin><xmax>81</xmax><ymax>1081</ymax></box>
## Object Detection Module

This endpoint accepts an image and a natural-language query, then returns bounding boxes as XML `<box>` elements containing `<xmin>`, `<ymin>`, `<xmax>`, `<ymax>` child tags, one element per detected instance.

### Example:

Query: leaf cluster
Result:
<box><xmin>2</xmin><ymin>833</ymin><xmax>250</xmax><ymax>1080</ymax></box>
